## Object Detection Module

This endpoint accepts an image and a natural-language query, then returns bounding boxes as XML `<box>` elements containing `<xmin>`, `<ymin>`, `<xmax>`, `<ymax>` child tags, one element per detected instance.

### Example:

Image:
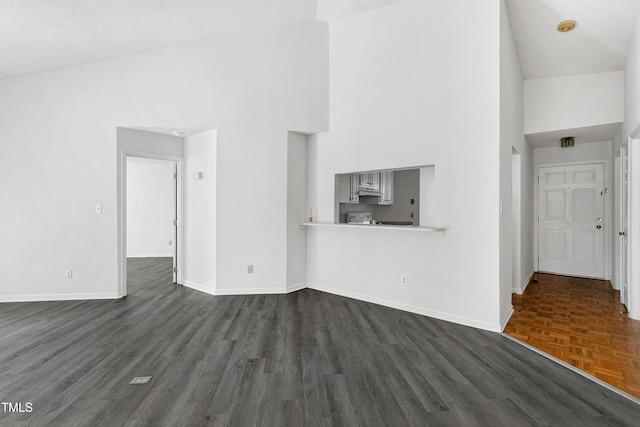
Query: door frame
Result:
<box><xmin>117</xmin><ymin>150</ymin><xmax>184</xmax><ymax>297</ymax></box>
<box><xmin>628</xmin><ymin>136</ymin><xmax>640</xmax><ymax>319</ymax></box>
<box><xmin>534</xmin><ymin>159</ymin><xmax>611</xmax><ymax>280</ymax></box>
<box><xmin>614</xmin><ymin>154</ymin><xmax>625</xmax><ymax>294</ymax></box>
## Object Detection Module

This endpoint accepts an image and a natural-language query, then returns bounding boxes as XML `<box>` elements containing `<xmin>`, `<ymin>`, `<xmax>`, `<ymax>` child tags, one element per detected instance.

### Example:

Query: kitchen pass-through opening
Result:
<box><xmin>334</xmin><ymin>165</ymin><xmax>435</xmax><ymax>226</ymax></box>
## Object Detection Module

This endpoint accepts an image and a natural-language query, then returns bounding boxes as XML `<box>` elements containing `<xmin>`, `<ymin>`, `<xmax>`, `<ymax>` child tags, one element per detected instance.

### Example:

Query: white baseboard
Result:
<box><xmin>127</xmin><ymin>253</ymin><xmax>173</xmax><ymax>258</ymax></box>
<box><xmin>214</xmin><ymin>286</ymin><xmax>291</xmax><ymax>295</ymax></box>
<box><xmin>286</xmin><ymin>282</ymin><xmax>307</xmax><ymax>293</ymax></box>
<box><xmin>0</xmin><ymin>293</ymin><xmax>120</xmax><ymax>303</ymax></box>
<box><xmin>512</xmin><ymin>269</ymin><xmax>535</xmax><ymax>295</ymax></box>
<box><xmin>183</xmin><ymin>281</ymin><xmax>307</xmax><ymax>296</ymax></box>
<box><xmin>183</xmin><ymin>281</ymin><xmax>216</xmax><ymax>296</ymax></box>
<box><xmin>307</xmin><ymin>282</ymin><xmax>503</xmax><ymax>332</ymax></box>
<box><xmin>610</xmin><ymin>276</ymin><xmax>620</xmax><ymax>290</ymax></box>
<box><xmin>500</xmin><ymin>306</ymin><xmax>515</xmax><ymax>331</ymax></box>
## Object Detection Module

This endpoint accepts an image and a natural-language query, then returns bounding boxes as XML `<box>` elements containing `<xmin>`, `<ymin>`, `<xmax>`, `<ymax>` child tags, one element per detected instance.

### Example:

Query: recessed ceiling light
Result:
<box><xmin>557</xmin><ymin>20</ymin><xmax>576</xmax><ymax>33</ymax></box>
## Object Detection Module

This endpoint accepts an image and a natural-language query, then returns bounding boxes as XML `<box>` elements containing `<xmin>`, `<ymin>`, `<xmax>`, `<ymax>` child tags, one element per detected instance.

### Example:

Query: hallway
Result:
<box><xmin>505</xmin><ymin>273</ymin><xmax>640</xmax><ymax>399</ymax></box>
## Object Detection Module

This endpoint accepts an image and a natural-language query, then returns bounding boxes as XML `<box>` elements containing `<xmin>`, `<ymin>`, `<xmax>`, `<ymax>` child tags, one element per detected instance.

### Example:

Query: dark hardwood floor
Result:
<box><xmin>1</xmin><ymin>258</ymin><xmax>640</xmax><ymax>426</ymax></box>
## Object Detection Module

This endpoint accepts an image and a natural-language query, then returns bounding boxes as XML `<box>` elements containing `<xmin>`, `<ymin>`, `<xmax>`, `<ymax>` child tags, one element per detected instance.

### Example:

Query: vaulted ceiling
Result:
<box><xmin>0</xmin><ymin>0</ymin><xmax>410</xmax><ymax>79</ymax></box>
<box><xmin>2</xmin><ymin>1</ymin><xmax>640</xmax><ymax>146</ymax></box>
<box><xmin>505</xmin><ymin>0</ymin><xmax>640</xmax><ymax>146</ymax></box>
<box><xmin>505</xmin><ymin>0</ymin><xmax>640</xmax><ymax>80</ymax></box>
<box><xmin>2</xmin><ymin>0</ymin><xmax>638</xmax><ymax>81</ymax></box>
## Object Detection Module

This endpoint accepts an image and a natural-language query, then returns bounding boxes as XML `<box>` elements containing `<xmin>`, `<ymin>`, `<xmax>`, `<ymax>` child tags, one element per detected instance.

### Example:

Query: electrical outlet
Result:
<box><xmin>400</xmin><ymin>274</ymin><xmax>408</xmax><ymax>286</ymax></box>
<box><xmin>95</xmin><ymin>204</ymin><xmax>102</xmax><ymax>214</ymax></box>
<box><xmin>65</xmin><ymin>269</ymin><xmax>73</xmax><ymax>279</ymax></box>
<box><xmin>247</xmin><ymin>265</ymin><xmax>254</xmax><ymax>274</ymax></box>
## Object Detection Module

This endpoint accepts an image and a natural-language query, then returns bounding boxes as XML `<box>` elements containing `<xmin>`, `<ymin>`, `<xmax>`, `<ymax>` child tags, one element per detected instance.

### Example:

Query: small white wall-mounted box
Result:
<box><xmin>193</xmin><ymin>172</ymin><xmax>203</xmax><ymax>180</ymax></box>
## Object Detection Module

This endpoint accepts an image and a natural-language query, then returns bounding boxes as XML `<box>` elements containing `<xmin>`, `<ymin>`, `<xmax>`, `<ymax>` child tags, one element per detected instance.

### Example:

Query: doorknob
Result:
<box><xmin>596</xmin><ymin>225</ymin><xmax>602</xmax><ymax>229</ymax></box>
<box><xmin>619</xmin><ymin>231</ymin><xmax>627</xmax><ymax>236</ymax></box>
<box><xmin>596</xmin><ymin>217</ymin><xmax>602</xmax><ymax>222</ymax></box>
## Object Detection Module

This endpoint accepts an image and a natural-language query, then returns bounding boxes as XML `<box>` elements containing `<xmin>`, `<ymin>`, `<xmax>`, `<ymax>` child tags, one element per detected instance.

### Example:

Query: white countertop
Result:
<box><xmin>301</xmin><ymin>222</ymin><xmax>445</xmax><ymax>233</ymax></box>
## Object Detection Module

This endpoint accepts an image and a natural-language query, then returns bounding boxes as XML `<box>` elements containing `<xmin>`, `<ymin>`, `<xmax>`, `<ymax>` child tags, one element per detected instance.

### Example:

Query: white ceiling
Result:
<box><xmin>316</xmin><ymin>0</ymin><xmax>405</xmax><ymax>22</ymax></box>
<box><xmin>3</xmin><ymin>0</ymin><xmax>638</xmax><ymax>81</ymax></box>
<box><xmin>1</xmin><ymin>1</ymin><xmax>639</xmax><ymax>147</ymax></box>
<box><xmin>505</xmin><ymin>0</ymin><xmax>640</xmax><ymax>80</ymax></box>
<box><xmin>0</xmin><ymin>0</ymin><xmax>317</xmax><ymax>78</ymax></box>
<box><xmin>505</xmin><ymin>0</ymin><xmax>640</xmax><ymax>147</ymax></box>
<box><xmin>0</xmin><ymin>0</ymin><xmax>406</xmax><ymax>79</ymax></box>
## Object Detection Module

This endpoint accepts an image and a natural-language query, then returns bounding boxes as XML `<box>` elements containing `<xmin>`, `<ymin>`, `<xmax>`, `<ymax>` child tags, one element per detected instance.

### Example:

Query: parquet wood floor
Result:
<box><xmin>504</xmin><ymin>273</ymin><xmax>640</xmax><ymax>399</ymax></box>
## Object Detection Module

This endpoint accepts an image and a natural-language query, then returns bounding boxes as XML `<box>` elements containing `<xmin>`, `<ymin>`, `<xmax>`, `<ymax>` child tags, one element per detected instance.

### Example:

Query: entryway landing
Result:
<box><xmin>504</xmin><ymin>273</ymin><xmax>640</xmax><ymax>399</ymax></box>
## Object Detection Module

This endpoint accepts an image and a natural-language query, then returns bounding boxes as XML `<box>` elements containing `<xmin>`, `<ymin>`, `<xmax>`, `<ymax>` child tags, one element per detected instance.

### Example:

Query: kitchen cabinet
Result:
<box><xmin>337</xmin><ymin>173</ymin><xmax>359</xmax><ymax>203</ymax></box>
<box><xmin>379</xmin><ymin>171</ymin><xmax>394</xmax><ymax>205</ymax></box>
<box><xmin>362</xmin><ymin>171</ymin><xmax>394</xmax><ymax>205</ymax></box>
<box><xmin>358</xmin><ymin>172</ymin><xmax>380</xmax><ymax>191</ymax></box>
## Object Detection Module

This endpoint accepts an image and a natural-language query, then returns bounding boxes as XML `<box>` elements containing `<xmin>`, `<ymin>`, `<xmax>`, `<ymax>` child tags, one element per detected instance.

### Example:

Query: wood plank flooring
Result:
<box><xmin>504</xmin><ymin>273</ymin><xmax>640</xmax><ymax>400</ymax></box>
<box><xmin>0</xmin><ymin>258</ymin><xmax>639</xmax><ymax>426</ymax></box>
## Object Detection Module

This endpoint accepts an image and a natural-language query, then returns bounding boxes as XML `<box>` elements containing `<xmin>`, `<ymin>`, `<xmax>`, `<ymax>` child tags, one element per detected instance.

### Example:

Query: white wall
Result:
<box><xmin>286</xmin><ymin>132</ymin><xmax>308</xmax><ymax>290</ymax></box>
<box><xmin>521</xmin><ymin>142</ymin><xmax>535</xmax><ymax>291</ymax></box>
<box><xmin>500</xmin><ymin>0</ymin><xmax>533</xmax><ymax>306</ymax></box>
<box><xmin>533</xmin><ymin>140</ymin><xmax>612</xmax><ymax>166</ymax></box>
<box><xmin>183</xmin><ymin>129</ymin><xmax>217</xmax><ymax>294</ymax></box>
<box><xmin>308</xmin><ymin>0</ymin><xmax>503</xmax><ymax>331</ymax></box>
<box><xmin>525</xmin><ymin>71</ymin><xmax>624</xmax><ymax>135</ymax></box>
<box><xmin>625</xmin><ymin>6</ymin><xmax>640</xmax><ymax>139</ymax></box>
<box><xmin>0</xmin><ymin>21</ymin><xmax>328</xmax><ymax>301</ymax></box>
<box><xmin>126</xmin><ymin>157</ymin><xmax>175</xmax><ymax>257</ymax></box>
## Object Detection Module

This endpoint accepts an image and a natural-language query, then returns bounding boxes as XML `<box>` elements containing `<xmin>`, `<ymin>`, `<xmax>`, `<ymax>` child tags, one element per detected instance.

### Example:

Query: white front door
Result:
<box><xmin>538</xmin><ymin>163</ymin><xmax>605</xmax><ymax>278</ymax></box>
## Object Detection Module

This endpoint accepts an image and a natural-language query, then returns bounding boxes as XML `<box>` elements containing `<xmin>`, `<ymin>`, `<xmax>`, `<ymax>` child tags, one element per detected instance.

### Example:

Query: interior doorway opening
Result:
<box><xmin>116</xmin><ymin>127</ymin><xmax>185</xmax><ymax>298</ymax></box>
<box><xmin>126</xmin><ymin>156</ymin><xmax>178</xmax><ymax>293</ymax></box>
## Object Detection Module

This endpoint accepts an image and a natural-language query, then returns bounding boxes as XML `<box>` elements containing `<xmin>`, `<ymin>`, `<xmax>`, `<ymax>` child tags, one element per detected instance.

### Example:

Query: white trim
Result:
<box><xmin>180</xmin><ymin>281</ymin><xmax>307</xmax><ymax>297</ymax></box>
<box><xmin>214</xmin><ymin>287</ymin><xmax>290</xmax><ymax>295</ymax></box>
<box><xmin>628</xmin><ymin>139</ymin><xmax>640</xmax><ymax>319</ymax></box>
<box><xmin>0</xmin><ymin>293</ymin><xmax>120</xmax><ymax>303</ymax></box>
<box><xmin>613</xmin><ymin>155</ymin><xmax>622</xmax><ymax>291</ymax></box>
<box><xmin>307</xmin><ymin>282</ymin><xmax>503</xmax><ymax>332</ymax></box>
<box><xmin>500</xmin><ymin>306</ymin><xmax>515</xmax><ymax>331</ymax></box>
<box><xmin>183</xmin><ymin>281</ymin><xmax>215</xmax><ymax>296</ymax></box>
<box><xmin>512</xmin><ymin>269</ymin><xmax>535</xmax><ymax>295</ymax></box>
<box><xmin>534</xmin><ymin>160</ymin><xmax>610</xmax><ymax>279</ymax></box>
<box><xmin>301</xmin><ymin>223</ymin><xmax>445</xmax><ymax>233</ymax></box>
<box><xmin>127</xmin><ymin>253</ymin><xmax>173</xmax><ymax>258</ymax></box>
<box><xmin>286</xmin><ymin>282</ymin><xmax>307</xmax><ymax>293</ymax></box>
<box><xmin>501</xmin><ymin>333</ymin><xmax>640</xmax><ymax>406</ymax></box>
